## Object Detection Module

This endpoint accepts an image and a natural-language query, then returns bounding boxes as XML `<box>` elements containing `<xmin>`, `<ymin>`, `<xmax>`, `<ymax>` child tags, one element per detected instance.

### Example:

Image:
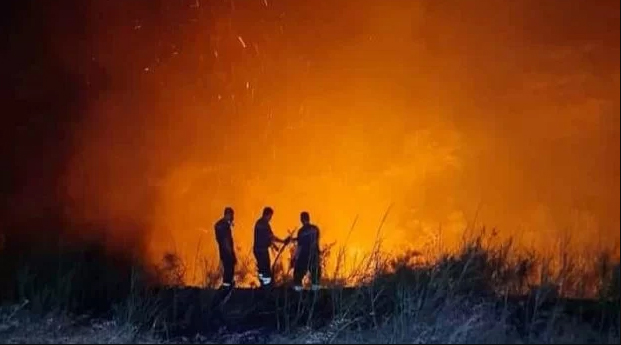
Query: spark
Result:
<box><xmin>262</xmin><ymin>0</ymin><xmax>268</xmax><ymax>7</ymax></box>
<box><xmin>214</xmin><ymin>50</ymin><xmax>218</xmax><ymax>58</ymax></box>
<box><xmin>134</xmin><ymin>25</ymin><xmax>142</xmax><ymax>30</ymax></box>
<box><xmin>237</xmin><ymin>36</ymin><xmax>247</xmax><ymax>48</ymax></box>
<box><xmin>246</xmin><ymin>81</ymin><xmax>250</xmax><ymax>89</ymax></box>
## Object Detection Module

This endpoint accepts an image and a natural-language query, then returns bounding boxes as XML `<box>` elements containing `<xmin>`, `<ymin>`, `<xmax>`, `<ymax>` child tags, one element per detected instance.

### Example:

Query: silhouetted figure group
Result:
<box><xmin>214</xmin><ymin>206</ymin><xmax>321</xmax><ymax>291</ymax></box>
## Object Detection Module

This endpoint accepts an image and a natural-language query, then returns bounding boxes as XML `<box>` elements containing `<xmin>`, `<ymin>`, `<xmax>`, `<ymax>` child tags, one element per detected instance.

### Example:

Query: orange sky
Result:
<box><xmin>17</xmin><ymin>0</ymin><xmax>617</xmax><ymax>284</ymax></box>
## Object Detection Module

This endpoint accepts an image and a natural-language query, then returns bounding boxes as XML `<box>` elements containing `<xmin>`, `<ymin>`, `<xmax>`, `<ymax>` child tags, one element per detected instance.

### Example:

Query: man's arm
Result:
<box><xmin>271</xmin><ymin>234</ymin><xmax>286</xmax><ymax>244</ymax></box>
<box><xmin>216</xmin><ymin>221</ymin><xmax>235</xmax><ymax>257</ymax></box>
<box><xmin>268</xmin><ymin>225</ymin><xmax>287</xmax><ymax>244</ymax></box>
<box><xmin>290</xmin><ymin>227</ymin><xmax>302</xmax><ymax>242</ymax></box>
<box><xmin>229</xmin><ymin>222</ymin><xmax>236</xmax><ymax>261</ymax></box>
<box><xmin>226</xmin><ymin>222</ymin><xmax>236</xmax><ymax>258</ymax></box>
<box><xmin>315</xmin><ymin>226</ymin><xmax>320</xmax><ymax>245</ymax></box>
<box><xmin>314</xmin><ymin>226</ymin><xmax>321</xmax><ymax>251</ymax></box>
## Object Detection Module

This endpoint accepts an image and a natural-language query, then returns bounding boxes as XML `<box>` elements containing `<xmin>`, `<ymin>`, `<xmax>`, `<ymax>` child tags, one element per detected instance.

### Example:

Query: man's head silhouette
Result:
<box><xmin>262</xmin><ymin>206</ymin><xmax>274</xmax><ymax>222</ymax></box>
<box><xmin>224</xmin><ymin>207</ymin><xmax>234</xmax><ymax>222</ymax></box>
<box><xmin>300</xmin><ymin>211</ymin><xmax>310</xmax><ymax>225</ymax></box>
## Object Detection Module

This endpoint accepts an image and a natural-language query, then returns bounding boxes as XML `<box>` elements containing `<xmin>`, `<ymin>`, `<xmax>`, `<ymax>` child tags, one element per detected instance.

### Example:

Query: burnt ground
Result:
<box><xmin>149</xmin><ymin>286</ymin><xmax>620</xmax><ymax>341</ymax></box>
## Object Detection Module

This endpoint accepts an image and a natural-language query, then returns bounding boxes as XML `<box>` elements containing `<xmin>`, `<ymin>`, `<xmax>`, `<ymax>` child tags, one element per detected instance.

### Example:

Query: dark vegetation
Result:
<box><xmin>0</xmin><ymin>221</ymin><xmax>619</xmax><ymax>343</ymax></box>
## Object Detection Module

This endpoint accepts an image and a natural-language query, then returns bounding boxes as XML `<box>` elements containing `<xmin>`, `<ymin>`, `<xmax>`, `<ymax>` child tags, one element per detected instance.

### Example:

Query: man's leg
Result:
<box><xmin>262</xmin><ymin>250</ymin><xmax>272</xmax><ymax>285</ymax></box>
<box><xmin>253</xmin><ymin>249</ymin><xmax>264</xmax><ymax>283</ymax></box>
<box><xmin>252</xmin><ymin>249</ymin><xmax>263</xmax><ymax>284</ymax></box>
<box><xmin>310</xmin><ymin>252</ymin><xmax>321</xmax><ymax>290</ymax></box>
<box><xmin>221</xmin><ymin>255</ymin><xmax>234</xmax><ymax>288</ymax></box>
<box><xmin>293</xmin><ymin>253</ymin><xmax>309</xmax><ymax>291</ymax></box>
<box><xmin>255</xmin><ymin>249</ymin><xmax>272</xmax><ymax>286</ymax></box>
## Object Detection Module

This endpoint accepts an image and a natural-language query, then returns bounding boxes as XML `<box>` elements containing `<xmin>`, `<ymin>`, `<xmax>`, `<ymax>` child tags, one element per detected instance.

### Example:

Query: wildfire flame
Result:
<box><xmin>42</xmin><ymin>0</ymin><xmax>619</xmax><ymax>287</ymax></box>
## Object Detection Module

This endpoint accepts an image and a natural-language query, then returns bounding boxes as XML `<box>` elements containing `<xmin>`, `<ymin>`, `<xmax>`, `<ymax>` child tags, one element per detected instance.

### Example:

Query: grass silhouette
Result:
<box><xmin>0</xmin><ymin>217</ymin><xmax>619</xmax><ymax>343</ymax></box>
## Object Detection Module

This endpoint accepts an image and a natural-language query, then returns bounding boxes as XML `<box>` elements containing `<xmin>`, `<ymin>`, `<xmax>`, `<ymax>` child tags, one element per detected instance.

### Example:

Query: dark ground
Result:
<box><xmin>151</xmin><ymin>286</ymin><xmax>619</xmax><ymax>340</ymax></box>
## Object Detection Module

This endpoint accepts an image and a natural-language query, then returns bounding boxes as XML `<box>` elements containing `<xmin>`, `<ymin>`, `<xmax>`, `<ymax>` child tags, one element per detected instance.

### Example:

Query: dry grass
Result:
<box><xmin>0</xmin><ymin>302</ymin><xmax>157</xmax><ymax>344</ymax></box>
<box><xmin>3</xmin><ymin>297</ymin><xmax>617</xmax><ymax>344</ymax></box>
<box><xmin>0</xmin><ymin>224</ymin><xmax>619</xmax><ymax>344</ymax></box>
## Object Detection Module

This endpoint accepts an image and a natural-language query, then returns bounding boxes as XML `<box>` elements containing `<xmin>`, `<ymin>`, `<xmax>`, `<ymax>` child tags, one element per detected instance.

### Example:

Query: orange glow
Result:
<box><xmin>52</xmin><ymin>1</ymin><xmax>620</xmax><ymax>286</ymax></box>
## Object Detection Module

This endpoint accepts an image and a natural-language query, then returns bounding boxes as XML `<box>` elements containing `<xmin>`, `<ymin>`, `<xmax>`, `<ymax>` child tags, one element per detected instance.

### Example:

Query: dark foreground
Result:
<box><xmin>153</xmin><ymin>286</ymin><xmax>619</xmax><ymax>341</ymax></box>
<box><xmin>1</xmin><ymin>286</ymin><xmax>619</xmax><ymax>344</ymax></box>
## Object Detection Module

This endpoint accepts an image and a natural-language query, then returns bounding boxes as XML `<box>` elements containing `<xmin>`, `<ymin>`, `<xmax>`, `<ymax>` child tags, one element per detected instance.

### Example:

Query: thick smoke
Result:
<box><xmin>3</xmin><ymin>0</ymin><xmax>619</xmax><ymax>283</ymax></box>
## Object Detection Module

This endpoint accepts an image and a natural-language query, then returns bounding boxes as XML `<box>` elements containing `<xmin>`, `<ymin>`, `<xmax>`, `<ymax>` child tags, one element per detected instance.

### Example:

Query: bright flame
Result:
<box><xmin>48</xmin><ymin>0</ymin><xmax>620</xmax><ymax>286</ymax></box>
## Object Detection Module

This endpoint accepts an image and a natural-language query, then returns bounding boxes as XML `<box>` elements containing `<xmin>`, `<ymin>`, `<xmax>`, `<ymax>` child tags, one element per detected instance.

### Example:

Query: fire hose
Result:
<box><xmin>270</xmin><ymin>228</ymin><xmax>296</xmax><ymax>278</ymax></box>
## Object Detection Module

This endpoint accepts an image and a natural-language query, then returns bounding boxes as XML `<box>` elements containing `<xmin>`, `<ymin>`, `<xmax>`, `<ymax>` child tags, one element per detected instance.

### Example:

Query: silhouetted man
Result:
<box><xmin>292</xmin><ymin>211</ymin><xmax>321</xmax><ymax>291</ymax></box>
<box><xmin>253</xmin><ymin>206</ymin><xmax>288</xmax><ymax>287</ymax></box>
<box><xmin>215</xmin><ymin>207</ymin><xmax>236</xmax><ymax>289</ymax></box>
